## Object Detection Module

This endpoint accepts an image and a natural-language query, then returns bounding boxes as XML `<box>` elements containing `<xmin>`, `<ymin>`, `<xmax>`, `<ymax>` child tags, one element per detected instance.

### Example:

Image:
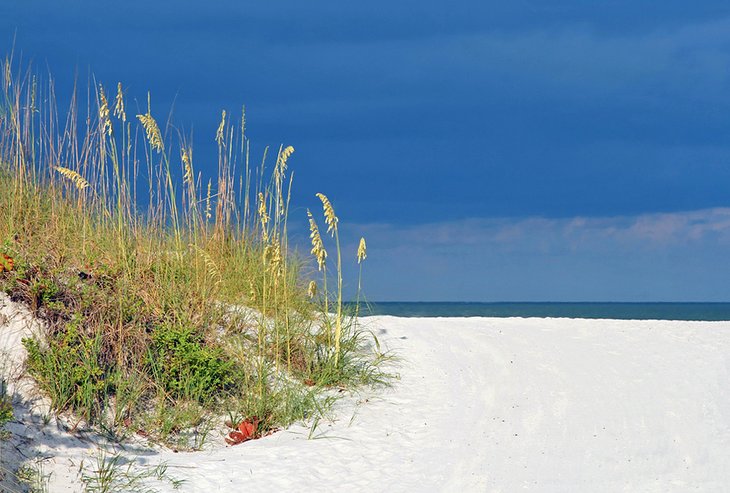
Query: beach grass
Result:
<box><xmin>0</xmin><ymin>51</ymin><xmax>391</xmax><ymax>454</ymax></box>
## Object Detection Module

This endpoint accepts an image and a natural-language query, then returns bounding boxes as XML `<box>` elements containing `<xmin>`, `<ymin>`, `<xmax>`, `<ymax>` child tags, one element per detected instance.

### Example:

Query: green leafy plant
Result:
<box><xmin>147</xmin><ymin>323</ymin><xmax>239</xmax><ymax>402</ymax></box>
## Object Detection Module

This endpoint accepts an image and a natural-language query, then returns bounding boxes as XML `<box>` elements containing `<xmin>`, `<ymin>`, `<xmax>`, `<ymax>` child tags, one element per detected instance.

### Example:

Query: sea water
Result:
<box><xmin>355</xmin><ymin>302</ymin><xmax>730</xmax><ymax>321</ymax></box>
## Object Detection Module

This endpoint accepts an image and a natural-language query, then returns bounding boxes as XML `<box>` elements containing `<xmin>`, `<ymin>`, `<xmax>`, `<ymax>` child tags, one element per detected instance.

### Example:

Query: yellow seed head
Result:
<box><xmin>182</xmin><ymin>149</ymin><xmax>193</xmax><ymax>184</ymax></box>
<box><xmin>307</xmin><ymin>209</ymin><xmax>327</xmax><ymax>271</ymax></box>
<box><xmin>316</xmin><ymin>193</ymin><xmax>338</xmax><ymax>236</ymax></box>
<box><xmin>277</xmin><ymin>145</ymin><xmax>294</xmax><ymax>176</ymax></box>
<box><xmin>136</xmin><ymin>112</ymin><xmax>163</xmax><ymax>152</ymax></box>
<box><xmin>357</xmin><ymin>237</ymin><xmax>367</xmax><ymax>263</ymax></box>
<box><xmin>307</xmin><ymin>280</ymin><xmax>317</xmax><ymax>298</ymax></box>
<box><xmin>258</xmin><ymin>192</ymin><xmax>269</xmax><ymax>226</ymax></box>
<box><xmin>215</xmin><ymin>110</ymin><xmax>226</xmax><ymax>146</ymax></box>
<box><xmin>98</xmin><ymin>84</ymin><xmax>112</xmax><ymax>137</ymax></box>
<box><xmin>113</xmin><ymin>82</ymin><xmax>126</xmax><ymax>122</ymax></box>
<box><xmin>55</xmin><ymin>166</ymin><xmax>90</xmax><ymax>191</ymax></box>
<box><xmin>265</xmin><ymin>237</ymin><xmax>283</xmax><ymax>276</ymax></box>
<box><xmin>258</xmin><ymin>192</ymin><xmax>270</xmax><ymax>241</ymax></box>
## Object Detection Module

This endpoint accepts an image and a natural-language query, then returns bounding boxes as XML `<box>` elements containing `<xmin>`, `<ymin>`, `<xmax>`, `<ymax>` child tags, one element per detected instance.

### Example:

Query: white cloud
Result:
<box><xmin>337</xmin><ymin>208</ymin><xmax>730</xmax><ymax>301</ymax></box>
<box><xmin>350</xmin><ymin>208</ymin><xmax>730</xmax><ymax>255</ymax></box>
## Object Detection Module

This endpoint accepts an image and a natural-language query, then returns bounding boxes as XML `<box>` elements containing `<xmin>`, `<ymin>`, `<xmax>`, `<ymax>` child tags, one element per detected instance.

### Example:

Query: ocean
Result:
<box><xmin>356</xmin><ymin>302</ymin><xmax>730</xmax><ymax>321</ymax></box>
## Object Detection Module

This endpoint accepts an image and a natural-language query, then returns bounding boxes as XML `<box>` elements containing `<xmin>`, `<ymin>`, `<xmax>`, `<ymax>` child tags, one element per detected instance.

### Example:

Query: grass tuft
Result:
<box><xmin>0</xmin><ymin>53</ymin><xmax>393</xmax><ymax>449</ymax></box>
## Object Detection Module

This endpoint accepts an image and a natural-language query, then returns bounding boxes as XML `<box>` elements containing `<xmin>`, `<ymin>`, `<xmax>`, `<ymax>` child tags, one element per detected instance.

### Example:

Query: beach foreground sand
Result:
<box><xmin>3</xmin><ymin>294</ymin><xmax>730</xmax><ymax>492</ymax></box>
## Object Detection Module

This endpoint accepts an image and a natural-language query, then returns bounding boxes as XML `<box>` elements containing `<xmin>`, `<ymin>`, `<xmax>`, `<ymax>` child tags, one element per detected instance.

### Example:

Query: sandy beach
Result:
<box><xmin>3</xmin><ymin>294</ymin><xmax>730</xmax><ymax>491</ymax></box>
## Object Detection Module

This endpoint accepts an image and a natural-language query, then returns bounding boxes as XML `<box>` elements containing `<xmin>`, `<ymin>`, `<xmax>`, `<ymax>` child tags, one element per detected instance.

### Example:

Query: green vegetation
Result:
<box><xmin>0</xmin><ymin>51</ymin><xmax>392</xmax><ymax>450</ymax></box>
<box><xmin>80</xmin><ymin>450</ymin><xmax>183</xmax><ymax>493</ymax></box>
<box><xmin>15</xmin><ymin>459</ymin><xmax>50</xmax><ymax>493</ymax></box>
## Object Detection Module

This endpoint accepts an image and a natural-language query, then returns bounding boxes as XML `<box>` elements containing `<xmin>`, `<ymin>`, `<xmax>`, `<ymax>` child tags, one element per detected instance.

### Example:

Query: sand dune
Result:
<box><xmin>3</xmin><ymin>294</ymin><xmax>730</xmax><ymax>491</ymax></box>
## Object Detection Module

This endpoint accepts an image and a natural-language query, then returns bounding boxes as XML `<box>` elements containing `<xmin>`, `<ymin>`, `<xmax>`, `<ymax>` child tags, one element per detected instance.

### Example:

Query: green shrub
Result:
<box><xmin>148</xmin><ymin>324</ymin><xmax>239</xmax><ymax>402</ymax></box>
<box><xmin>0</xmin><ymin>395</ymin><xmax>13</xmax><ymax>427</ymax></box>
<box><xmin>23</xmin><ymin>317</ymin><xmax>108</xmax><ymax>421</ymax></box>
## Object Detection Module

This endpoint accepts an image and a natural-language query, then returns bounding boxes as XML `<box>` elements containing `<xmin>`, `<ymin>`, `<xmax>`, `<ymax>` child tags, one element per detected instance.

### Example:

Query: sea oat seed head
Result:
<box><xmin>215</xmin><ymin>110</ymin><xmax>226</xmax><ymax>146</ymax></box>
<box><xmin>357</xmin><ymin>237</ymin><xmax>367</xmax><ymax>263</ymax></box>
<box><xmin>98</xmin><ymin>84</ymin><xmax>112</xmax><ymax>137</ymax></box>
<box><xmin>114</xmin><ymin>82</ymin><xmax>126</xmax><ymax>122</ymax></box>
<box><xmin>307</xmin><ymin>280</ymin><xmax>317</xmax><ymax>298</ymax></box>
<box><xmin>266</xmin><ymin>238</ymin><xmax>283</xmax><ymax>276</ymax></box>
<box><xmin>277</xmin><ymin>145</ymin><xmax>294</xmax><ymax>175</ymax></box>
<box><xmin>55</xmin><ymin>166</ymin><xmax>90</xmax><ymax>190</ymax></box>
<box><xmin>182</xmin><ymin>149</ymin><xmax>193</xmax><ymax>184</ymax></box>
<box><xmin>316</xmin><ymin>193</ymin><xmax>338</xmax><ymax>236</ymax></box>
<box><xmin>136</xmin><ymin>112</ymin><xmax>163</xmax><ymax>152</ymax></box>
<box><xmin>307</xmin><ymin>209</ymin><xmax>327</xmax><ymax>271</ymax></box>
<box><xmin>258</xmin><ymin>192</ymin><xmax>269</xmax><ymax>226</ymax></box>
<box><xmin>258</xmin><ymin>192</ymin><xmax>270</xmax><ymax>241</ymax></box>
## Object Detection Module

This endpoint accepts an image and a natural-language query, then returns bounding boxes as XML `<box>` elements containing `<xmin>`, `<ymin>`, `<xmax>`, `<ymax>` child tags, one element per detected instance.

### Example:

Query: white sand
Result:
<box><xmin>3</xmin><ymin>294</ymin><xmax>730</xmax><ymax>491</ymax></box>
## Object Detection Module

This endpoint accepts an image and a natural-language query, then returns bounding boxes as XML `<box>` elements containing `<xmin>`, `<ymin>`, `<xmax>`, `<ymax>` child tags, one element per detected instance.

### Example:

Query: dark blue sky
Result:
<box><xmin>4</xmin><ymin>1</ymin><xmax>730</xmax><ymax>301</ymax></box>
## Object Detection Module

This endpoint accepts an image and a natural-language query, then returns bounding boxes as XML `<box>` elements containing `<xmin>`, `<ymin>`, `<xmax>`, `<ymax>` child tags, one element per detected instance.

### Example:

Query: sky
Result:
<box><xmin>3</xmin><ymin>0</ymin><xmax>730</xmax><ymax>301</ymax></box>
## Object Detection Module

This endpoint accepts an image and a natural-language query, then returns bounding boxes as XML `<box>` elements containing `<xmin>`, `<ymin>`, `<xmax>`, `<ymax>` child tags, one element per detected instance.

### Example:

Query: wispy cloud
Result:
<box><xmin>352</xmin><ymin>208</ymin><xmax>730</xmax><ymax>253</ymax></box>
<box><xmin>336</xmin><ymin>209</ymin><xmax>730</xmax><ymax>301</ymax></box>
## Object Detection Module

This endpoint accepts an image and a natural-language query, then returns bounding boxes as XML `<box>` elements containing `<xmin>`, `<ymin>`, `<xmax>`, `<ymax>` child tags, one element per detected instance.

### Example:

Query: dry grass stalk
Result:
<box><xmin>205</xmin><ymin>179</ymin><xmax>213</xmax><ymax>220</ymax></box>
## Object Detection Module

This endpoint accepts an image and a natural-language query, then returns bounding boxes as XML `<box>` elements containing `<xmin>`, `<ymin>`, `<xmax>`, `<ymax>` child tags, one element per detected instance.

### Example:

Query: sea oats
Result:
<box><xmin>258</xmin><ymin>192</ymin><xmax>270</xmax><ymax>241</ymax></box>
<box><xmin>258</xmin><ymin>192</ymin><xmax>269</xmax><ymax>226</ymax></box>
<box><xmin>215</xmin><ymin>110</ymin><xmax>226</xmax><ymax>146</ymax></box>
<box><xmin>182</xmin><ymin>149</ymin><xmax>193</xmax><ymax>184</ymax></box>
<box><xmin>307</xmin><ymin>280</ymin><xmax>317</xmax><ymax>298</ymax></box>
<box><xmin>316</xmin><ymin>193</ymin><xmax>338</xmax><ymax>236</ymax></box>
<box><xmin>277</xmin><ymin>145</ymin><xmax>294</xmax><ymax>177</ymax></box>
<box><xmin>55</xmin><ymin>166</ymin><xmax>90</xmax><ymax>190</ymax></box>
<box><xmin>307</xmin><ymin>209</ymin><xmax>327</xmax><ymax>271</ymax></box>
<box><xmin>357</xmin><ymin>237</ymin><xmax>367</xmax><ymax>263</ymax></box>
<box><xmin>113</xmin><ymin>82</ymin><xmax>126</xmax><ymax>122</ymax></box>
<box><xmin>98</xmin><ymin>84</ymin><xmax>112</xmax><ymax>137</ymax></box>
<box><xmin>191</xmin><ymin>244</ymin><xmax>222</xmax><ymax>287</ymax></box>
<box><xmin>136</xmin><ymin>112</ymin><xmax>163</xmax><ymax>152</ymax></box>
<box><xmin>265</xmin><ymin>238</ymin><xmax>283</xmax><ymax>276</ymax></box>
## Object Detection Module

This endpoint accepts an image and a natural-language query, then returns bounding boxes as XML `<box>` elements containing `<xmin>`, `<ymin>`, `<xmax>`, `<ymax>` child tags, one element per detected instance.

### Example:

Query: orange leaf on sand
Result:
<box><xmin>224</xmin><ymin>417</ymin><xmax>260</xmax><ymax>445</ymax></box>
<box><xmin>238</xmin><ymin>420</ymin><xmax>256</xmax><ymax>439</ymax></box>
<box><xmin>225</xmin><ymin>430</ymin><xmax>246</xmax><ymax>445</ymax></box>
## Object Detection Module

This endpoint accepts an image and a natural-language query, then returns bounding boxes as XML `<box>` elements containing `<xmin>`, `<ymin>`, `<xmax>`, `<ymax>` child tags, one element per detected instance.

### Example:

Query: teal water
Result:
<box><xmin>356</xmin><ymin>302</ymin><xmax>730</xmax><ymax>321</ymax></box>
